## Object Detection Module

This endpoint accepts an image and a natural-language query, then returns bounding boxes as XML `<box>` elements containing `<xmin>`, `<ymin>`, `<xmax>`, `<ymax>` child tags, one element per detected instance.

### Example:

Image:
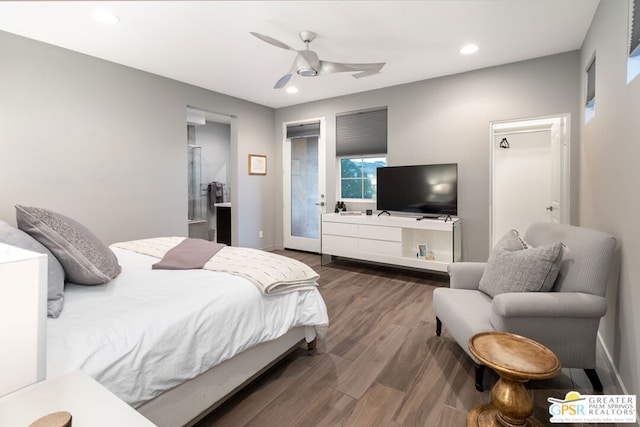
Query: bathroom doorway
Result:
<box><xmin>187</xmin><ymin>107</ymin><xmax>233</xmax><ymax>243</ymax></box>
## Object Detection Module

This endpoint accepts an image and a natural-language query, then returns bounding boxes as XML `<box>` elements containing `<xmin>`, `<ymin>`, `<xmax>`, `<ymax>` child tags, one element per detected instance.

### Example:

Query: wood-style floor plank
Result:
<box><xmin>290</xmin><ymin>388</ymin><xmax>357</xmax><ymax>427</ymax></box>
<box><xmin>375</xmin><ymin>320</ymin><xmax>433</xmax><ymax>393</ymax></box>
<box><xmin>243</xmin><ymin>353</ymin><xmax>352</xmax><ymax>427</ymax></box>
<box><xmin>343</xmin><ymin>382</ymin><xmax>405</xmax><ymax>427</ymax></box>
<box><xmin>196</xmin><ymin>253</ymin><xmax>627</xmax><ymax>427</ymax></box>
<box><xmin>205</xmin><ymin>356</ymin><xmax>309</xmax><ymax>427</ymax></box>
<box><xmin>334</xmin><ymin>322</ymin><xmax>410</xmax><ymax>399</ymax></box>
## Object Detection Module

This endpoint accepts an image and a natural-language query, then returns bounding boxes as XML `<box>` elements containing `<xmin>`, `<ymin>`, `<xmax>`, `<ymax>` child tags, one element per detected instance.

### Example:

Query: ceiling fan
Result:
<box><xmin>250</xmin><ymin>31</ymin><xmax>386</xmax><ymax>89</ymax></box>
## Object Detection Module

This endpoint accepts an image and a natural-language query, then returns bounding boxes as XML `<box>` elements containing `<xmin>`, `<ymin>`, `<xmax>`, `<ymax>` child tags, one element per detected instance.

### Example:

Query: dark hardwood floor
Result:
<box><xmin>196</xmin><ymin>251</ymin><xmax>625</xmax><ymax>427</ymax></box>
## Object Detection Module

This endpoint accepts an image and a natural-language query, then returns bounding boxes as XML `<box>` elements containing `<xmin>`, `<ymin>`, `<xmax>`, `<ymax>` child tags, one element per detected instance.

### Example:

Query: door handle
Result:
<box><xmin>315</xmin><ymin>202</ymin><xmax>325</xmax><ymax>206</ymax></box>
<box><xmin>546</xmin><ymin>206</ymin><xmax>554</xmax><ymax>211</ymax></box>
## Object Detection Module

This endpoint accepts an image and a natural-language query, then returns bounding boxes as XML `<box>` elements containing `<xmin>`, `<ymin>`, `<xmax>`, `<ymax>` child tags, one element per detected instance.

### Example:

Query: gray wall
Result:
<box><xmin>0</xmin><ymin>30</ymin><xmax>276</xmax><ymax>249</ymax></box>
<box><xmin>580</xmin><ymin>0</ymin><xmax>640</xmax><ymax>400</ymax></box>
<box><xmin>275</xmin><ymin>52</ymin><xmax>581</xmax><ymax>262</ymax></box>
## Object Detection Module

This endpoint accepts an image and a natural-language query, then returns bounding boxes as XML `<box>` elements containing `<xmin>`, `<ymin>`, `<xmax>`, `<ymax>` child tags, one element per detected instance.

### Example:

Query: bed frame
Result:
<box><xmin>137</xmin><ymin>326</ymin><xmax>308</xmax><ymax>427</ymax></box>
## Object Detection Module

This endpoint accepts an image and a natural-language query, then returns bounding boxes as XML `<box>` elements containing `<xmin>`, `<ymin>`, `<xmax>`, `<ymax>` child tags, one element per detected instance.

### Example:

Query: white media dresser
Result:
<box><xmin>321</xmin><ymin>213</ymin><xmax>461</xmax><ymax>273</ymax></box>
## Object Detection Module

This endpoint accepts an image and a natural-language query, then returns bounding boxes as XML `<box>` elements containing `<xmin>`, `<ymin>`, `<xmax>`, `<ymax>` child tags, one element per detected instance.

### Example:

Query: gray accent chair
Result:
<box><xmin>433</xmin><ymin>222</ymin><xmax>616</xmax><ymax>391</ymax></box>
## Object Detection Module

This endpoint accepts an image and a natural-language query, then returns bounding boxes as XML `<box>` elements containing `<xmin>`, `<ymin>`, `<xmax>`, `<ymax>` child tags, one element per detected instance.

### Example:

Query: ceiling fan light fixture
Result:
<box><xmin>297</xmin><ymin>68</ymin><xmax>317</xmax><ymax>77</ymax></box>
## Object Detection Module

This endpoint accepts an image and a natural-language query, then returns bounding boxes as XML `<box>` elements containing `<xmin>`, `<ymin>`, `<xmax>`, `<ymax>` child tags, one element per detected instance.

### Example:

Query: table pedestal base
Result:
<box><xmin>467</xmin><ymin>404</ymin><xmax>545</xmax><ymax>427</ymax></box>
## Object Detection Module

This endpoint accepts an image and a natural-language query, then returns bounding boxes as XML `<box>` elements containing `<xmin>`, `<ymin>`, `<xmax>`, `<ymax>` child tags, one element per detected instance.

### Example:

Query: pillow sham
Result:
<box><xmin>479</xmin><ymin>229</ymin><xmax>563</xmax><ymax>298</ymax></box>
<box><xmin>0</xmin><ymin>220</ymin><xmax>65</xmax><ymax>318</ymax></box>
<box><xmin>16</xmin><ymin>205</ymin><xmax>120</xmax><ymax>285</ymax></box>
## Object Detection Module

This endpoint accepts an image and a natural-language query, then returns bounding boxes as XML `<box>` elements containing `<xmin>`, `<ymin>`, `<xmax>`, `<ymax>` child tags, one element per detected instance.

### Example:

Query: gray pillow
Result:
<box><xmin>0</xmin><ymin>220</ymin><xmax>65</xmax><ymax>318</ymax></box>
<box><xmin>16</xmin><ymin>206</ymin><xmax>121</xmax><ymax>285</ymax></box>
<box><xmin>479</xmin><ymin>229</ymin><xmax>563</xmax><ymax>298</ymax></box>
<box><xmin>493</xmin><ymin>229</ymin><xmax>529</xmax><ymax>251</ymax></box>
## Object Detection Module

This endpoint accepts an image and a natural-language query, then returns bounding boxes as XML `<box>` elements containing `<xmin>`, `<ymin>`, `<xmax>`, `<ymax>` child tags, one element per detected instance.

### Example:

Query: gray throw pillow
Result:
<box><xmin>479</xmin><ymin>229</ymin><xmax>563</xmax><ymax>298</ymax></box>
<box><xmin>0</xmin><ymin>220</ymin><xmax>65</xmax><ymax>318</ymax></box>
<box><xmin>16</xmin><ymin>206</ymin><xmax>121</xmax><ymax>285</ymax></box>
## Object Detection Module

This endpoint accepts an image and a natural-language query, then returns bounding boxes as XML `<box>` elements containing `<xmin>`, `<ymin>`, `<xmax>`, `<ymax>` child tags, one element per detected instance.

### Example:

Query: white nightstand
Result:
<box><xmin>0</xmin><ymin>242</ymin><xmax>47</xmax><ymax>396</ymax></box>
<box><xmin>0</xmin><ymin>370</ymin><xmax>156</xmax><ymax>426</ymax></box>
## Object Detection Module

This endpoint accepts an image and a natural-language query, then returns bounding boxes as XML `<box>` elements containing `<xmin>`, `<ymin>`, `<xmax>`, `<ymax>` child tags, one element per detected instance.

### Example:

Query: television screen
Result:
<box><xmin>376</xmin><ymin>163</ymin><xmax>458</xmax><ymax>216</ymax></box>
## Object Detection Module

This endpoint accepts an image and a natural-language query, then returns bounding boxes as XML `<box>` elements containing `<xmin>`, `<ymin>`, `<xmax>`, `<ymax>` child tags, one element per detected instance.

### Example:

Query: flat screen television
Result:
<box><xmin>376</xmin><ymin>163</ymin><xmax>458</xmax><ymax>216</ymax></box>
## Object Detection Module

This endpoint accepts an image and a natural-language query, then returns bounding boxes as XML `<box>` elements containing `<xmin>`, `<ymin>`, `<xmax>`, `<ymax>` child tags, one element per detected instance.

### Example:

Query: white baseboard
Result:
<box><xmin>597</xmin><ymin>332</ymin><xmax>640</xmax><ymax>426</ymax></box>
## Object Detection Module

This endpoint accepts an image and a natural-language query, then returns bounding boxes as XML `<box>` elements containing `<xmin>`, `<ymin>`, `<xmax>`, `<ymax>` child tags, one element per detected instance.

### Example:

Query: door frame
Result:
<box><xmin>186</xmin><ymin>106</ymin><xmax>235</xmax><ymax>243</ymax></box>
<box><xmin>489</xmin><ymin>114</ymin><xmax>571</xmax><ymax>248</ymax></box>
<box><xmin>282</xmin><ymin>117</ymin><xmax>327</xmax><ymax>252</ymax></box>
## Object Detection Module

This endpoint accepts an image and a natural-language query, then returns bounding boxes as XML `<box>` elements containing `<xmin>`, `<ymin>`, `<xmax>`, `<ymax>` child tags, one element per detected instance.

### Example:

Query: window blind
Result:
<box><xmin>336</xmin><ymin>107</ymin><xmax>387</xmax><ymax>156</ymax></box>
<box><xmin>586</xmin><ymin>58</ymin><xmax>596</xmax><ymax>106</ymax></box>
<box><xmin>286</xmin><ymin>121</ymin><xmax>320</xmax><ymax>139</ymax></box>
<box><xmin>631</xmin><ymin>0</ymin><xmax>640</xmax><ymax>56</ymax></box>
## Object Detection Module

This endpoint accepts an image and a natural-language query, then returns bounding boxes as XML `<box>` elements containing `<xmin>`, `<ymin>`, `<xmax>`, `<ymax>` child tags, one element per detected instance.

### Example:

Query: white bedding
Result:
<box><xmin>46</xmin><ymin>247</ymin><xmax>328</xmax><ymax>408</ymax></box>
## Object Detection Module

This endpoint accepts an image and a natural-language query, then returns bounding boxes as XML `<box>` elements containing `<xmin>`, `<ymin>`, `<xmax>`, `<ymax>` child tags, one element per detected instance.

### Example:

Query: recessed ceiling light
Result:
<box><xmin>94</xmin><ymin>11</ymin><xmax>120</xmax><ymax>25</ymax></box>
<box><xmin>286</xmin><ymin>87</ymin><xmax>299</xmax><ymax>94</ymax></box>
<box><xmin>460</xmin><ymin>44</ymin><xmax>479</xmax><ymax>55</ymax></box>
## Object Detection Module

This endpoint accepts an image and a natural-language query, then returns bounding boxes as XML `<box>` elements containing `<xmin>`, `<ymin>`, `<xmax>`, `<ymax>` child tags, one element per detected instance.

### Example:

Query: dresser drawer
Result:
<box><xmin>358</xmin><ymin>224</ymin><xmax>402</xmax><ymax>242</ymax></box>
<box><xmin>322</xmin><ymin>235</ymin><xmax>358</xmax><ymax>256</ymax></box>
<box><xmin>359</xmin><ymin>239</ymin><xmax>402</xmax><ymax>257</ymax></box>
<box><xmin>323</xmin><ymin>221</ymin><xmax>358</xmax><ymax>237</ymax></box>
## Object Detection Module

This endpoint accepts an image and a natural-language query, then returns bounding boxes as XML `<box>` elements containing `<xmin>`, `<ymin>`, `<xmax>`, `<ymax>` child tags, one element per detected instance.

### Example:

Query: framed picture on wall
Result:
<box><xmin>248</xmin><ymin>154</ymin><xmax>267</xmax><ymax>175</ymax></box>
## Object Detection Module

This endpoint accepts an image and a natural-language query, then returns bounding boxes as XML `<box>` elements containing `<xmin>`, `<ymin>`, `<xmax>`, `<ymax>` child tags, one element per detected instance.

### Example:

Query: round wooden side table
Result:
<box><xmin>467</xmin><ymin>331</ymin><xmax>561</xmax><ymax>427</ymax></box>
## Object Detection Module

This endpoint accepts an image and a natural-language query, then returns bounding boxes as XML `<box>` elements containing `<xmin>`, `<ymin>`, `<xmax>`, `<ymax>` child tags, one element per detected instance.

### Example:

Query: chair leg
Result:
<box><xmin>435</xmin><ymin>317</ymin><xmax>442</xmax><ymax>336</ymax></box>
<box><xmin>585</xmin><ymin>368</ymin><xmax>603</xmax><ymax>392</ymax></box>
<box><xmin>474</xmin><ymin>364</ymin><xmax>485</xmax><ymax>392</ymax></box>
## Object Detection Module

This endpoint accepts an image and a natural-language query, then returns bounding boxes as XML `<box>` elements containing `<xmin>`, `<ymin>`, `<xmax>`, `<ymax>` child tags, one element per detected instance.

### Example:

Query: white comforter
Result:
<box><xmin>46</xmin><ymin>247</ymin><xmax>329</xmax><ymax>408</ymax></box>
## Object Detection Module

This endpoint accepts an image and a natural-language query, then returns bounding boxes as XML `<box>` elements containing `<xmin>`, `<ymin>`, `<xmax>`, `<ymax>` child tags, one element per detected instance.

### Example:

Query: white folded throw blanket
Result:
<box><xmin>112</xmin><ymin>237</ymin><xmax>320</xmax><ymax>295</ymax></box>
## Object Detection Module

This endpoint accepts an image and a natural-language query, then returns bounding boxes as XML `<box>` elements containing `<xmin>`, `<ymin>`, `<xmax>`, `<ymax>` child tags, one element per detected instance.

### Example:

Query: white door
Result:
<box><xmin>490</xmin><ymin>115</ymin><xmax>570</xmax><ymax>247</ymax></box>
<box><xmin>283</xmin><ymin>118</ymin><xmax>326</xmax><ymax>252</ymax></box>
<box><xmin>549</xmin><ymin>119</ymin><xmax>566</xmax><ymax>223</ymax></box>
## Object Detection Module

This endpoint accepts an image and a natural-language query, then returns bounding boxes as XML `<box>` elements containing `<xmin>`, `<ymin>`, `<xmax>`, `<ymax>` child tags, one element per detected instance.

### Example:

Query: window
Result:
<box><xmin>336</xmin><ymin>107</ymin><xmax>388</xmax><ymax>201</ymax></box>
<box><xmin>585</xmin><ymin>57</ymin><xmax>596</xmax><ymax>123</ymax></box>
<box><xmin>339</xmin><ymin>157</ymin><xmax>386</xmax><ymax>200</ymax></box>
<box><xmin>628</xmin><ymin>0</ymin><xmax>640</xmax><ymax>83</ymax></box>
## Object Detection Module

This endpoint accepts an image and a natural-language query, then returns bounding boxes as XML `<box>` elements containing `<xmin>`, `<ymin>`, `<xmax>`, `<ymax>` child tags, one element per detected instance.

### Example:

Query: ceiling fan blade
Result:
<box><xmin>274</xmin><ymin>57</ymin><xmax>301</xmax><ymax>89</ymax></box>
<box><xmin>274</xmin><ymin>73</ymin><xmax>292</xmax><ymax>89</ymax></box>
<box><xmin>318</xmin><ymin>61</ymin><xmax>385</xmax><ymax>76</ymax></box>
<box><xmin>353</xmin><ymin>70</ymin><xmax>381</xmax><ymax>79</ymax></box>
<box><xmin>250</xmin><ymin>32</ymin><xmax>296</xmax><ymax>51</ymax></box>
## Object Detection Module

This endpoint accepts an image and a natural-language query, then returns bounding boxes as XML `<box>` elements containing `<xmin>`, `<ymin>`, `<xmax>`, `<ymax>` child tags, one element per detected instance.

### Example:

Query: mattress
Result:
<box><xmin>46</xmin><ymin>246</ymin><xmax>328</xmax><ymax>408</ymax></box>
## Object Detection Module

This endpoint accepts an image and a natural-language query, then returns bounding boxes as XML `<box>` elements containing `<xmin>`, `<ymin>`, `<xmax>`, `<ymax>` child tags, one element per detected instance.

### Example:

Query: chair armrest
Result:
<box><xmin>492</xmin><ymin>292</ymin><xmax>607</xmax><ymax>318</ymax></box>
<box><xmin>447</xmin><ymin>262</ymin><xmax>486</xmax><ymax>290</ymax></box>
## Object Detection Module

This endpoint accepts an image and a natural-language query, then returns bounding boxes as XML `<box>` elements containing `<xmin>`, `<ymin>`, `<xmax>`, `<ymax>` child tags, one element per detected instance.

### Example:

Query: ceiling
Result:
<box><xmin>0</xmin><ymin>1</ymin><xmax>600</xmax><ymax>109</ymax></box>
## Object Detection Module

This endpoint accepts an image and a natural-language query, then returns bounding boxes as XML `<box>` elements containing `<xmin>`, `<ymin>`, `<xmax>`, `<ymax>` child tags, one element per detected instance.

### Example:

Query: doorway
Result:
<box><xmin>490</xmin><ymin>115</ymin><xmax>570</xmax><ymax>248</ymax></box>
<box><xmin>283</xmin><ymin>118</ymin><xmax>326</xmax><ymax>253</ymax></box>
<box><xmin>187</xmin><ymin>107</ymin><xmax>233</xmax><ymax>243</ymax></box>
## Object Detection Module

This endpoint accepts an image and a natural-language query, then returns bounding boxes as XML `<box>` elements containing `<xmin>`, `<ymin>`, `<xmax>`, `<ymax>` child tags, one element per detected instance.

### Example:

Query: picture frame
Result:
<box><xmin>248</xmin><ymin>154</ymin><xmax>267</xmax><ymax>175</ymax></box>
<box><xmin>417</xmin><ymin>243</ymin><xmax>428</xmax><ymax>258</ymax></box>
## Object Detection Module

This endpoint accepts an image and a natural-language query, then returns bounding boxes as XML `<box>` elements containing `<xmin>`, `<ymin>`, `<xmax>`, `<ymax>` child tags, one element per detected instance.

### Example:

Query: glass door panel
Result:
<box><xmin>283</xmin><ymin>119</ymin><xmax>325</xmax><ymax>252</ymax></box>
<box><xmin>291</xmin><ymin>137</ymin><xmax>319</xmax><ymax>239</ymax></box>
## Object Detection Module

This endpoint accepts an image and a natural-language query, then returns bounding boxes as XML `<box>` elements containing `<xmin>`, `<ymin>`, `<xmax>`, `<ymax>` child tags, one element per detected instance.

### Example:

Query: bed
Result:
<box><xmin>2</xmin><ymin>207</ymin><xmax>329</xmax><ymax>427</ymax></box>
